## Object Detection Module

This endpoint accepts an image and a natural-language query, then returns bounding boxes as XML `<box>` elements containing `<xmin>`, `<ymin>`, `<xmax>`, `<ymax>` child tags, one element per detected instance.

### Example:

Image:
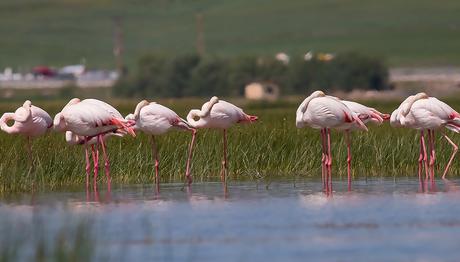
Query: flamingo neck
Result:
<box><xmin>133</xmin><ymin>100</ymin><xmax>149</xmax><ymax>120</ymax></box>
<box><xmin>200</xmin><ymin>97</ymin><xmax>219</xmax><ymax>118</ymax></box>
<box><xmin>0</xmin><ymin>113</ymin><xmax>18</xmax><ymax>134</ymax></box>
<box><xmin>400</xmin><ymin>93</ymin><xmax>428</xmax><ymax>117</ymax></box>
<box><xmin>187</xmin><ymin>109</ymin><xmax>206</xmax><ymax>128</ymax></box>
<box><xmin>296</xmin><ymin>91</ymin><xmax>326</xmax><ymax>124</ymax></box>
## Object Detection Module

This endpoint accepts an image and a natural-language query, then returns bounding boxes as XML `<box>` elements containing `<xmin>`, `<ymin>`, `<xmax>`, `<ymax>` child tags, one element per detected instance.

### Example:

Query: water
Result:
<box><xmin>1</xmin><ymin>178</ymin><xmax>460</xmax><ymax>261</ymax></box>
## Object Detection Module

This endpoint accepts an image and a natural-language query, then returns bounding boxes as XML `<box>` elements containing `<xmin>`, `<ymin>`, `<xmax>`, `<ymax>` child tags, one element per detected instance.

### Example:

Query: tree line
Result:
<box><xmin>113</xmin><ymin>52</ymin><xmax>389</xmax><ymax>98</ymax></box>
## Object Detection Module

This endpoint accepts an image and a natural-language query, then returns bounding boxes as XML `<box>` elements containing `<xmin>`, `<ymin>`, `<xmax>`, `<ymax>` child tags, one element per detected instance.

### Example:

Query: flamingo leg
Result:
<box><xmin>428</xmin><ymin>130</ymin><xmax>436</xmax><ymax>181</ymax></box>
<box><xmin>220</xmin><ymin>129</ymin><xmax>228</xmax><ymax>182</ymax></box>
<box><xmin>84</xmin><ymin>138</ymin><xmax>90</xmax><ymax>190</ymax></box>
<box><xmin>345</xmin><ymin>130</ymin><xmax>352</xmax><ymax>191</ymax></box>
<box><xmin>418</xmin><ymin>132</ymin><xmax>424</xmax><ymax>182</ymax></box>
<box><xmin>98</xmin><ymin>135</ymin><xmax>111</xmax><ymax>184</ymax></box>
<box><xmin>420</xmin><ymin>131</ymin><xmax>429</xmax><ymax>180</ymax></box>
<box><xmin>320</xmin><ymin>129</ymin><xmax>327</xmax><ymax>191</ymax></box>
<box><xmin>151</xmin><ymin>135</ymin><xmax>160</xmax><ymax>184</ymax></box>
<box><xmin>185</xmin><ymin>129</ymin><xmax>197</xmax><ymax>185</ymax></box>
<box><xmin>326</xmin><ymin>128</ymin><xmax>332</xmax><ymax>193</ymax></box>
<box><xmin>441</xmin><ymin>130</ymin><xmax>458</xmax><ymax>179</ymax></box>
<box><xmin>91</xmin><ymin>144</ymin><xmax>99</xmax><ymax>183</ymax></box>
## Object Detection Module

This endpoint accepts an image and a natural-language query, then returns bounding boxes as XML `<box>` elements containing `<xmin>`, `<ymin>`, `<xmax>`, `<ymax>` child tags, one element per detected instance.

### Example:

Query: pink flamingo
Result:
<box><xmin>54</xmin><ymin>98</ymin><xmax>135</xmax><ymax>183</ymax></box>
<box><xmin>340</xmin><ymin>100</ymin><xmax>390</xmax><ymax>186</ymax></box>
<box><xmin>393</xmin><ymin>93</ymin><xmax>460</xmax><ymax>180</ymax></box>
<box><xmin>0</xmin><ymin>100</ymin><xmax>52</xmax><ymax>164</ymax></box>
<box><xmin>125</xmin><ymin>100</ymin><xmax>196</xmax><ymax>184</ymax></box>
<box><xmin>296</xmin><ymin>91</ymin><xmax>367</xmax><ymax>192</ymax></box>
<box><xmin>186</xmin><ymin>97</ymin><xmax>258</xmax><ymax>182</ymax></box>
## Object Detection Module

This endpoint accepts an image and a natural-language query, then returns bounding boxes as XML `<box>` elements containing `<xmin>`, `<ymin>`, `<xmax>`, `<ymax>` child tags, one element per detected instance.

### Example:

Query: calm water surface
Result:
<box><xmin>1</xmin><ymin>178</ymin><xmax>460</xmax><ymax>261</ymax></box>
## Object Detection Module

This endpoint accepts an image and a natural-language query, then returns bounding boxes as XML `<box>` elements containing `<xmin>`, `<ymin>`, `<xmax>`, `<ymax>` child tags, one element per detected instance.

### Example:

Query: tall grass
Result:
<box><xmin>0</xmin><ymin>98</ymin><xmax>459</xmax><ymax>194</ymax></box>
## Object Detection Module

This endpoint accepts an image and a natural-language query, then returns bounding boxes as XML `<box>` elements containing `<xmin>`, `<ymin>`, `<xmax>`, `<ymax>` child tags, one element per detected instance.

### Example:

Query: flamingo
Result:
<box><xmin>296</xmin><ymin>91</ymin><xmax>367</xmax><ymax>192</ymax></box>
<box><xmin>186</xmin><ymin>97</ymin><xmax>258</xmax><ymax>182</ymax></box>
<box><xmin>340</xmin><ymin>100</ymin><xmax>390</xmax><ymax>187</ymax></box>
<box><xmin>54</xmin><ymin>98</ymin><xmax>135</xmax><ymax>183</ymax></box>
<box><xmin>0</xmin><ymin>100</ymin><xmax>52</xmax><ymax>164</ymax></box>
<box><xmin>125</xmin><ymin>100</ymin><xmax>196</xmax><ymax>184</ymax></box>
<box><xmin>393</xmin><ymin>93</ymin><xmax>460</xmax><ymax>180</ymax></box>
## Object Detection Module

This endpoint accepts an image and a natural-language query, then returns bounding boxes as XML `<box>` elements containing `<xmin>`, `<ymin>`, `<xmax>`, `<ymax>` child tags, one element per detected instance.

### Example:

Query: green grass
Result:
<box><xmin>0</xmin><ymin>98</ymin><xmax>459</xmax><ymax>194</ymax></box>
<box><xmin>1</xmin><ymin>0</ymin><xmax>460</xmax><ymax>69</ymax></box>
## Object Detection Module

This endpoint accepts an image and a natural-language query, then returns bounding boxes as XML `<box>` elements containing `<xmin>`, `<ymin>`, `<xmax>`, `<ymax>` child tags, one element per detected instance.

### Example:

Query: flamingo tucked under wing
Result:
<box><xmin>296</xmin><ymin>91</ymin><xmax>368</xmax><ymax>192</ymax></box>
<box><xmin>54</xmin><ymin>98</ymin><xmax>135</xmax><ymax>183</ymax></box>
<box><xmin>187</xmin><ymin>96</ymin><xmax>258</xmax><ymax>182</ymax></box>
<box><xmin>126</xmin><ymin>100</ymin><xmax>196</xmax><ymax>184</ymax></box>
<box><xmin>0</xmin><ymin>100</ymin><xmax>52</xmax><ymax>165</ymax></box>
<box><xmin>393</xmin><ymin>93</ymin><xmax>460</xmax><ymax>180</ymax></box>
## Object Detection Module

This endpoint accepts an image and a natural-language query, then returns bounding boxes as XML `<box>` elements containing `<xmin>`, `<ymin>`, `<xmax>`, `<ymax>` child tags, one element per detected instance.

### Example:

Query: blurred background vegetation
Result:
<box><xmin>114</xmin><ymin>52</ymin><xmax>389</xmax><ymax>98</ymax></box>
<box><xmin>1</xmin><ymin>0</ymin><xmax>459</xmax><ymax>99</ymax></box>
<box><xmin>2</xmin><ymin>0</ymin><xmax>460</xmax><ymax>68</ymax></box>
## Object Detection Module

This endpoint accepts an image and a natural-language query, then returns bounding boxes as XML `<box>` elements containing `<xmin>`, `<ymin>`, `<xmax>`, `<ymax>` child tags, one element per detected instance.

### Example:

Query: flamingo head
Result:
<box><xmin>210</xmin><ymin>96</ymin><xmax>219</xmax><ymax>103</ymax></box>
<box><xmin>311</xmin><ymin>90</ymin><xmax>325</xmax><ymax>97</ymax></box>
<box><xmin>23</xmin><ymin>100</ymin><xmax>32</xmax><ymax>108</ymax></box>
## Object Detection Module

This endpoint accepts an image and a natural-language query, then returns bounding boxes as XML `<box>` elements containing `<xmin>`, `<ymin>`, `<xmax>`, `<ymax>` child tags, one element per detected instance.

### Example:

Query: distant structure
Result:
<box><xmin>245</xmin><ymin>82</ymin><xmax>280</xmax><ymax>101</ymax></box>
<box><xmin>0</xmin><ymin>65</ymin><xmax>118</xmax><ymax>89</ymax></box>
<box><xmin>317</xmin><ymin>52</ymin><xmax>335</xmax><ymax>62</ymax></box>
<box><xmin>304</xmin><ymin>51</ymin><xmax>314</xmax><ymax>61</ymax></box>
<box><xmin>196</xmin><ymin>13</ymin><xmax>206</xmax><ymax>56</ymax></box>
<box><xmin>275</xmin><ymin>52</ymin><xmax>290</xmax><ymax>65</ymax></box>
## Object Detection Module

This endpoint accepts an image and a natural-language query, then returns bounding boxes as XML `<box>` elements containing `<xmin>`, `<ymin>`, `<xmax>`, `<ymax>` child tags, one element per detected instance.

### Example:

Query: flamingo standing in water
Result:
<box><xmin>0</xmin><ymin>100</ymin><xmax>52</xmax><ymax>164</ymax></box>
<box><xmin>340</xmin><ymin>100</ymin><xmax>390</xmax><ymax>186</ymax></box>
<box><xmin>296</xmin><ymin>91</ymin><xmax>367</xmax><ymax>191</ymax></box>
<box><xmin>54</xmin><ymin>98</ymin><xmax>135</xmax><ymax>183</ymax></box>
<box><xmin>187</xmin><ymin>97</ymin><xmax>258</xmax><ymax>182</ymax></box>
<box><xmin>126</xmin><ymin>100</ymin><xmax>196</xmax><ymax>184</ymax></box>
<box><xmin>392</xmin><ymin>93</ymin><xmax>460</xmax><ymax>180</ymax></box>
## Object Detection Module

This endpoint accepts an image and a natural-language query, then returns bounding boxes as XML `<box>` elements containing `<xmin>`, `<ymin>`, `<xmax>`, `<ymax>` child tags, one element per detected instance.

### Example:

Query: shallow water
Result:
<box><xmin>1</xmin><ymin>178</ymin><xmax>460</xmax><ymax>261</ymax></box>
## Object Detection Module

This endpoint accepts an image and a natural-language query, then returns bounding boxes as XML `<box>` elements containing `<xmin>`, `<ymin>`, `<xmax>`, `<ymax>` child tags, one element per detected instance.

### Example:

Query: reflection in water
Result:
<box><xmin>1</xmin><ymin>179</ymin><xmax>460</xmax><ymax>261</ymax></box>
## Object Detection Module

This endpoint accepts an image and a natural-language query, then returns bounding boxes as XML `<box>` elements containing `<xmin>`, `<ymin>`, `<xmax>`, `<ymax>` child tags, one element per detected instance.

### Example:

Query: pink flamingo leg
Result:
<box><xmin>220</xmin><ymin>129</ymin><xmax>228</xmax><ymax>182</ymax></box>
<box><xmin>151</xmin><ymin>135</ymin><xmax>160</xmax><ymax>184</ymax></box>
<box><xmin>441</xmin><ymin>130</ymin><xmax>458</xmax><ymax>179</ymax></box>
<box><xmin>84</xmin><ymin>139</ymin><xmax>90</xmax><ymax>190</ymax></box>
<box><xmin>98</xmin><ymin>135</ymin><xmax>111</xmax><ymax>184</ymax></box>
<box><xmin>185</xmin><ymin>129</ymin><xmax>197</xmax><ymax>185</ymax></box>
<box><xmin>320</xmin><ymin>129</ymin><xmax>327</xmax><ymax>191</ymax></box>
<box><xmin>326</xmin><ymin>128</ymin><xmax>332</xmax><ymax>193</ymax></box>
<box><xmin>345</xmin><ymin>130</ymin><xmax>352</xmax><ymax>191</ymax></box>
<box><xmin>91</xmin><ymin>144</ymin><xmax>99</xmax><ymax>183</ymax></box>
<box><xmin>418</xmin><ymin>132</ymin><xmax>424</xmax><ymax>181</ymax></box>
<box><xmin>428</xmin><ymin>130</ymin><xmax>436</xmax><ymax>181</ymax></box>
<box><xmin>420</xmin><ymin>131</ymin><xmax>429</xmax><ymax>180</ymax></box>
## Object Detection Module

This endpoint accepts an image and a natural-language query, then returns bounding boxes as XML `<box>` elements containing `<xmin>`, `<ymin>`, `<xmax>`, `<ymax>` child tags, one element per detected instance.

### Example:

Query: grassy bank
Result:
<box><xmin>1</xmin><ymin>0</ymin><xmax>460</xmax><ymax>68</ymax></box>
<box><xmin>0</xmin><ymin>98</ymin><xmax>459</xmax><ymax>194</ymax></box>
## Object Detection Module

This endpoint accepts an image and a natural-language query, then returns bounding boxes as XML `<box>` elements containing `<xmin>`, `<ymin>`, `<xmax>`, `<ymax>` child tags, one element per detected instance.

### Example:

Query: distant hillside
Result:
<box><xmin>1</xmin><ymin>0</ymin><xmax>460</xmax><ymax>69</ymax></box>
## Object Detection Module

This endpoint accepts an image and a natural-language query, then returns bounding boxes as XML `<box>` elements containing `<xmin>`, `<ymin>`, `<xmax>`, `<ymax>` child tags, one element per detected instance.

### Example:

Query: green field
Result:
<box><xmin>1</xmin><ymin>0</ymin><xmax>460</xmax><ymax>69</ymax></box>
<box><xmin>0</xmin><ymin>98</ymin><xmax>459</xmax><ymax>194</ymax></box>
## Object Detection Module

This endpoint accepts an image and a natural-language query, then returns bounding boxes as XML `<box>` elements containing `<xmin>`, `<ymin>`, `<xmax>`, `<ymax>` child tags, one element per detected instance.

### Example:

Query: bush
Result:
<box><xmin>113</xmin><ymin>52</ymin><xmax>389</xmax><ymax>98</ymax></box>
